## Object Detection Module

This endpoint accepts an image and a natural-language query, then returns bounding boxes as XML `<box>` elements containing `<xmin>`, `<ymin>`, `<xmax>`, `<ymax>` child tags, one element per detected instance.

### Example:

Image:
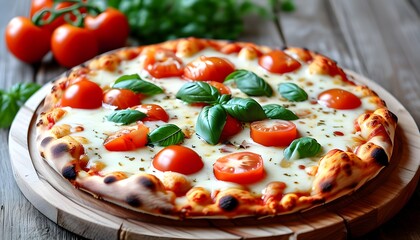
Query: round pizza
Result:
<box><xmin>36</xmin><ymin>38</ymin><xmax>398</xmax><ymax>219</ymax></box>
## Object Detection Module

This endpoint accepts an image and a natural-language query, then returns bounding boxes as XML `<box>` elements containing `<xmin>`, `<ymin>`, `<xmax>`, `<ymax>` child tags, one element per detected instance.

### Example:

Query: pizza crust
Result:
<box><xmin>36</xmin><ymin>38</ymin><xmax>398</xmax><ymax>219</ymax></box>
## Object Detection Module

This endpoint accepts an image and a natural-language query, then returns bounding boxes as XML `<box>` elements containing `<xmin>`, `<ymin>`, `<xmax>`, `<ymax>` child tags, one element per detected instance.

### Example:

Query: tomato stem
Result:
<box><xmin>32</xmin><ymin>0</ymin><xmax>102</xmax><ymax>28</ymax></box>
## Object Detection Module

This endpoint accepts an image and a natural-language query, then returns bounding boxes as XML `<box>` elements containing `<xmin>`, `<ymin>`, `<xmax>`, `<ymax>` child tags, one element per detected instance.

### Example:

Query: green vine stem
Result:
<box><xmin>32</xmin><ymin>0</ymin><xmax>102</xmax><ymax>28</ymax></box>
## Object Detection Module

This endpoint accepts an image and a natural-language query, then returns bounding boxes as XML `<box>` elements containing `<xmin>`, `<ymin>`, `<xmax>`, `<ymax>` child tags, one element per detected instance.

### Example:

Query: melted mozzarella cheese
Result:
<box><xmin>54</xmin><ymin>48</ymin><xmax>378</xmax><ymax>195</ymax></box>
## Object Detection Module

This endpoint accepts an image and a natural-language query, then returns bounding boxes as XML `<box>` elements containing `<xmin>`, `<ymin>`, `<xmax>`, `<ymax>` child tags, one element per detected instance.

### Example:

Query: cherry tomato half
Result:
<box><xmin>250</xmin><ymin>120</ymin><xmax>298</xmax><ymax>147</ymax></box>
<box><xmin>184</xmin><ymin>56</ymin><xmax>235</xmax><ymax>82</ymax></box>
<box><xmin>318</xmin><ymin>88</ymin><xmax>362</xmax><ymax>110</ymax></box>
<box><xmin>104</xmin><ymin>124</ymin><xmax>149</xmax><ymax>151</ymax></box>
<box><xmin>258</xmin><ymin>50</ymin><xmax>301</xmax><ymax>74</ymax></box>
<box><xmin>133</xmin><ymin>104</ymin><xmax>169</xmax><ymax>122</ymax></box>
<box><xmin>213</xmin><ymin>152</ymin><xmax>265</xmax><ymax>184</ymax></box>
<box><xmin>220</xmin><ymin>115</ymin><xmax>242</xmax><ymax>141</ymax></box>
<box><xmin>143</xmin><ymin>49</ymin><xmax>184</xmax><ymax>78</ymax></box>
<box><xmin>206</xmin><ymin>81</ymin><xmax>231</xmax><ymax>95</ymax></box>
<box><xmin>5</xmin><ymin>17</ymin><xmax>50</xmax><ymax>63</ymax></box>
<box><xmin>51</xmin><ymin>24</ymin><xmax>98</xmax><ymax>68</ymax></box>
<box><xmin>103</xmin><ymin>89</ymin><xmax>140</xmax><ymax>109</ymax></box>
<box><xmin>60</xmin><ymin>78</ymin><xmax>103</xmax><ymax>109</ymax></box>
<box><xmin>84</xmin><ymin>8</ymin><xmax>129</xmax><ymax>53</ymax></box>
<box><xmin>152</xmin><ymin>145</ymin><xmax>203</xmax><ymax>175</ymax></box>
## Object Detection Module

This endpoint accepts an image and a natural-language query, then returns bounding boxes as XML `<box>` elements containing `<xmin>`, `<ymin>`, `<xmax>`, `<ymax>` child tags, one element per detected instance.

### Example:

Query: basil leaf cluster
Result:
<box><xmin>284</xmin><ymin>137</ymin><xmax>322</xmax><ymax>160</ymax></box>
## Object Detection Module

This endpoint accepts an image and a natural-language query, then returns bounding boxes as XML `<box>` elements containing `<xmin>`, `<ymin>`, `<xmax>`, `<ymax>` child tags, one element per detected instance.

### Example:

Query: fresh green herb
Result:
<box><xmin>107</xmin><ymin>109</ymin><xmax>146</xmax><ymax>125</ymax></box>
<box><xmin>90</xmin><ymin>0</ymin><xmax>272</xmax><ymax>44</ymax></box>
<box><xmin>0</xmin><ymin>82</ymin><xmax>40</xmax><ymax>128</ymax></box>
<box><xmin>217</xmin><ymin>94</ymin><xmax>232</xmax><ymax>104</ymax></box>
<box><xmin>278</xmin><ymin>83</ymin><xmax>308</xmax><ymax>102</ymax></box>
<box><xmin>222</xmin><ymin>97</ymin><xmax>266</xmax><ymax>122</ymax></box>
<box><xmin>112</xmin><ymin>74</ymin><xmax>163</xmax><ymax>95</ymax></box>
<box><xmin>196</xmin><ymin>104</ymin><xmax>227</xmax><ymax>145</ymax></box>
<box><xmin>148</xmin><ymin>124</ymin><xmax>185</xmax><ymax>146</ymax></box>
<box><xmin>263</xmin><ymin>104</ymin><xmax>298</xmax><ymax>120</ymax></box>
<box><xmin>225</xmin><ymin>70</ymin><xmax>273</xmax><ymax>97</ymax></box>
<box><xmin>176</xmin><ymin>81</ymin><xmax>220</xmax><ymax>104</ymax></box>
<box><xmin>284</xmin><ymin>137</ymin><xmax>322</xmax><ymax>160</ymax></box>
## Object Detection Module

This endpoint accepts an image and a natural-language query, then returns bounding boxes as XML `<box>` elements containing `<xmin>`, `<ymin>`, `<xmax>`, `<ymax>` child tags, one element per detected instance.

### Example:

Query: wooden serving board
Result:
<box><xmin>9</xmin><ymin>71</ymin><xmax>420</xmax><ymax>240</ymax></box>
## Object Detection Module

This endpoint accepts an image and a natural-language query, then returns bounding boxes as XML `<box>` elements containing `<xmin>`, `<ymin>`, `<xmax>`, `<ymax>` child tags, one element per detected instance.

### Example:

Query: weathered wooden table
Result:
<box><xmin>1</xmin><ymin>0</ymin><xmax>420</xmax><ymax>239</ymax></box>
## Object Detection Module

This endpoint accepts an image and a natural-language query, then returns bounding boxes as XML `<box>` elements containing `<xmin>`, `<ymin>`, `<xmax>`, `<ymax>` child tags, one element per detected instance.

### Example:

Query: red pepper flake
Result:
<box><xmin>333</xmin><ymin>131</ymin><xmax>344</xmax><ymax>136</ymax></box>
<box><xmin>298</xmin><ymin>165</ymin><xmax>305</xmax><ymax>170</ymax></box>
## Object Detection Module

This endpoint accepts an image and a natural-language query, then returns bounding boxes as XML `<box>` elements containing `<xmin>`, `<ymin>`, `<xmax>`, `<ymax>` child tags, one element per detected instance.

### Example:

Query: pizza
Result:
<box><xmin>36</xmin><ymin>38</ymin><xmax>398</xmax><ymax>219</ymax></box>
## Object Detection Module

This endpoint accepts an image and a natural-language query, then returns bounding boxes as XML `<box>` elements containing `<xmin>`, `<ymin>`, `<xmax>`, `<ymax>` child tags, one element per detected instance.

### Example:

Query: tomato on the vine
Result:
<box><xmin>5</xmin><ymin>17</ymin><xmax>50</xmax><ymax>63</ymax></box>
<box><xmin>103</xmin><ymin>89</ymin><xmax>140</xmax><ymax>109</ymax></box>
<box><xmin>30</xmin><ymin>0</ymin><xmax>79</xmax><ymax>33</ymax></box>
<box><xmin>318</xmin><ymin>88</ymin><xmax>361</xmax><ymax>110</ymax></box>
<box><xmin>51</xmin><ymin>24</ymin><xmax>98</xmax><ymax>68</ymax></box>
<box><xmin>213</xmin><ymin>152</ymin><xmax>265</xmax><ymax>184</ymax></box>
<box><xmin>250</xmin><ymin>119</ymin><xmax>298</xmax><ymax>147</ymax></box>
<box><xmin>184</xmin><ymin>56</ymin><xmax>235</xmax><ymax>82</ymax></box>
<box><xmin>259</xmin><ymin>50</ymin><xmax>301</xmax><ymax>74</ymax></box>
<box><xmin>143</xmin><ymin>49</ymin><xmax>184</xmax><ymax>78</ymax></box>
<box><xmin>152</xmin><ymin>145</ymin><xmax>203</xmax><ymax>175</ymax></box>
<box><xmin>104</xmin><ymin>123</ymin><xmax>149</xmax><ymax>151</ymax></box>
<box><xmin>84</xmin><ymin>8</ymin><xmax>129</xmax><ymax>53</ymax></box>
<box><xmin>60</xmin><ymin>78</ymin><xmax>103</xmax><ymax>109</ymax></box>
<box><xmin>133</xmin><ymin>104</ymin><xmax>169</xmax><ymax>122</ymax></box>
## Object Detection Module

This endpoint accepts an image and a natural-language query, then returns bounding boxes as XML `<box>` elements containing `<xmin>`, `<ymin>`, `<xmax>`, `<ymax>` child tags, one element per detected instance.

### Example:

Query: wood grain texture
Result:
<box><xmin>8</xmin><ymin>71</ymin><xmax>420</xmax><ymax>240</ymax></box>
<box><xmin>2</xmin><ymin>0</ymin><xmax>420</xmax><ymax>239</ymax></box>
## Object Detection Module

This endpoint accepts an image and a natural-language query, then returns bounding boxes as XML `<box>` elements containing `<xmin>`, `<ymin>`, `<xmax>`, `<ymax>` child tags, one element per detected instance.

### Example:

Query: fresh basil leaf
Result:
<box><xmin>225</xmin><ymin>70</ymin><xmax>273</xmax><ymax>97</ymax></box>
<box><xmin>196</xmin><ymin>104</ymin><xmax>227</xmax><ymax>145</ymax></box>
<box><xmin>222</xmin><ymin>97</ymin><xmax>266</xmax><ymax>122</ymax></box>
<box><xmin>176</xmin><ymin>81</ymin><xmax>220</xmax><ymax>104</ymax></box>
<box><xmin>0</xmin><ymin>94</ymin><xmax>19</xmax><ymax>128</ymax></box>
<box><xmin>217</xmin><ymin>94</ymin><xmax>231</xmax><ymax>104</ymax></box>
<box><xmin>112</xmin><ymin>74</ymin><xmax>163</xmax><ymax>95</ymax></box>
<box><xmin>107</xmin><ymin>109</ymin><xmax>146</xmax><ymax>125</ymax></box>
<box><xmin>9</xmin><ymin>82</ymin><xmax>41</xmax><ymax>105</ymax></box>
<box><xmin>263</xmin><ymin>104</ymin><xmax>298</xmax><ymax>120</ymax></box>
<box><xmin>148</xmin><ymin>124</ymin><xmax>185</xmax><ymax>146</ymax></box>
<box><xmin>278</xmin><ymin>83</ymin><xmax>308</xmax><ymax>102</ymax></box>
<box><xmin>284</xmin><ymin>137</ymin><xmax>322</xmax><ymax>161</ymax></box>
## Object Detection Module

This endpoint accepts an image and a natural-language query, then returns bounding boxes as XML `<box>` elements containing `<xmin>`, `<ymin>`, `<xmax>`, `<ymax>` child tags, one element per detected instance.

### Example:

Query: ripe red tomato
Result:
<box><xmin>318</xmin><ymin>88</ymin><xmax>362</xmax><ymax>109</ymax></box>
<box><xmin>103</xmin><ymin>89</ymin><xmax>140</xmax><ymax>109</ymax></box>
<box><xmin>206</xmin><ymin>81</ymin><xmax>231</xmax><ymax>95</ymax></box>
<box><xmin>152</xmin><ymin>145</ymin><xmax>203</xmax><ymax>175</ymax></box>
<box><xmin>259</xmin><ymin>50</ymin><xmax>301</xmax><ymax>74</ymax></box>
<box><xmin>133</xmin><ymin>104</ymin><xmax>169</xmax><ymax>122</ymax></box>
<box><xmin>5</xmin><ymin>17</ymin><xmax>50</xmax><ymax>63</ymax></box>
<box><xmin>143</xmin><ymin>49</ymin><xmax>184</xmax><ymax>78</ymax></box>
<box><xmin>184</xmin><ymin>56</ymin><xmax>235</xmax><ymax>82</ymax></box>
<box><xmin>213</xmin><ymin>152</ymin><xmax>265</xmax><ymax>184</ymax></box>
<box><xmin>51</xmin><ymin>24</ymin><xmax>98</xmax><ymax>68</ymax></box>
<box><xmin>84</xmin><ymin>8</ymin><xmax>129</xmax><ymax>53</ymax></box>
<box><xmin>220</xmin><ymin>115</ymin><xmax>242</xmax><ymax>141</ymax></box>
<box><xmin>104</xmin><ymin>124</ymin><xmax>149</xmax><ymax>151</ymax></box>
<box><xmin>250</xmin><ymin>120</ymin><xmax>298</xmax><ymax>147</ymax></box>
<box><xmin>60</xmin><ymin>78</ymin><xmax>103</xmax><ymax>109</ymax></box>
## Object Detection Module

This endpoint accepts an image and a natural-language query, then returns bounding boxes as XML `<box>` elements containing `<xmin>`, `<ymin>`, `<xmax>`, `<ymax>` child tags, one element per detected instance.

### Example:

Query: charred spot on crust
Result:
<box><xmin>320</xmin><ymin>180</ymin><xmax>334</xmax><ymax>193</ymax></box>
<box><xmin>103</xmin><ymin>175</ymin><xmax>117</xmax><ymax>184</ymax></box>
<box><xmin>62</xmin><ymin>165</ymin><xmax>77</xmax><ymax>180</ymax></box>
<box><xmin>372</xmin><ymin>148</ymin><xmax>389</xmax><ymax>166</ymax></box>
<box><xmin>40</xmin><ymin>136</ymin><xmax>54</xmax><ymax>147</ymax></box>
<box><xmin>126</xmin><ymin>195</ymin><xmax>142</xmax><ymax>207</ymax></box>
<box><xmin>219</xmin><ymin>195</ymin><xmax>239</xmax><ymax>212</ymax></box>
<box><xmin>51</xmin><ymin>143</ymin><xmax>69</xmax><ymax>158</ymax></box>
<box><xmin>139</xmin><ymin>176</ymin><xmax>155</xmax><ymax>190</ymax></box>
<box><xmin>389</xmin><ymin>111</ymin><xmax>398</xmax><ymax>123</ymax></box>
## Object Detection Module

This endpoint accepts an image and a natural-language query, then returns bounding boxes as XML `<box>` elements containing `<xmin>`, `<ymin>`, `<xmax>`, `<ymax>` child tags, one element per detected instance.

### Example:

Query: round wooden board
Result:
<box><xmin>9</xmin><ymin>70</ymin><xmax>420</xmax><ymax>240</ymax></box>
